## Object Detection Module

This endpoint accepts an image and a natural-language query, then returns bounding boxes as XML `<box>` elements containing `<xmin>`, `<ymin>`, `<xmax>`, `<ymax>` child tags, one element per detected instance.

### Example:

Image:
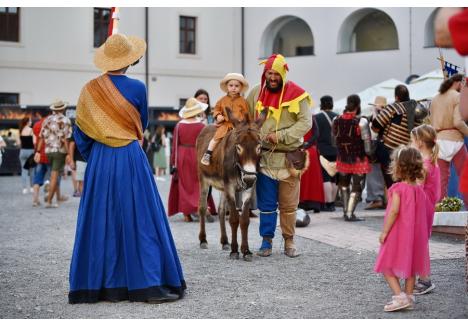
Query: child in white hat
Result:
<box><xmin>200</xmin><ymin>73</ymin><xmax>250</xmax><ymax>165</ymax></box>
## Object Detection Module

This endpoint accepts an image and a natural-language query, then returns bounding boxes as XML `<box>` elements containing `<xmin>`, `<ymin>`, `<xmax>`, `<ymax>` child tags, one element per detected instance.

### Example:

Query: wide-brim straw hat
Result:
<box><xmin>49</xmin><ymin>99</ymin><xmax>68</xmax><ymax>111</ymax></box>
<box><xmin>368</xmin><ymin>96</ymin><xmax>387</xmax><ymax>108</ymax></box>
<box><xmin>179</xmin><ymin>98</ymin><xmax>209</xmax><ymax>119</ymax></box>
<box><xmin>220</xmin><ymin>73</ymin><xmax>249</xmax><ymax>94</ymax></box>
<box><xmin>319</xmin><ymin>155</ymin><xmax>337</xmax><ymax>177</ymax></box>
<box><xmin>94</xmin><ymin>33</ymin><xmax>147</xmax><ymax>72</ymax></box>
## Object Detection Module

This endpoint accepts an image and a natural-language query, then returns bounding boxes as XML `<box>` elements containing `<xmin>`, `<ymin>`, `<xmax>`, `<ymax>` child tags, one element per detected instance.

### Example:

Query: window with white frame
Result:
<box><xmin>179</xmin><ymin>16</ymin><xmax>196</xmax><ymax>54</ymax></box>
<box><xmin>0</xmin><ymin>7</ymin><xmax>20</xmax><ymax>42</ymax></box>
<box><xmin>94</xmin><ymin>7</ymin><xmax>111</xmax><ymax>48</ymax></box>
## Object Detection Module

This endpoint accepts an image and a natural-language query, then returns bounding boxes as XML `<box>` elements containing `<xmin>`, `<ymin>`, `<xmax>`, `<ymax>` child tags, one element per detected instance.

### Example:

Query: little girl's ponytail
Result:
<box><xmin>431</xmin><ymin>140</ymin><xmax>440</xmax><ymax>165</ymax></box>
<box><xmin>411</xmin><ymin>124</ymin><xmax>438</xmax><ymax>165</ymax></box>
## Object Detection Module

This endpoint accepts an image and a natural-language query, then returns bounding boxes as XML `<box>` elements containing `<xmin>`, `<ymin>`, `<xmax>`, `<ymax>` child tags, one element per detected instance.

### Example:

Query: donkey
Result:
<box><xmin>196</xmin><ymin>109</ymin><xmax>267</xmax><ymax>261</ymax></box>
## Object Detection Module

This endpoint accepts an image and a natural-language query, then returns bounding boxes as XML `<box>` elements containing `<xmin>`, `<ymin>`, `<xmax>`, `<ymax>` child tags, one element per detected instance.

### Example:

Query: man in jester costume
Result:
<box><xmin>254</xmin><ymin>54</ymin><xmax>313</xmax><ymax>258</ymax></box>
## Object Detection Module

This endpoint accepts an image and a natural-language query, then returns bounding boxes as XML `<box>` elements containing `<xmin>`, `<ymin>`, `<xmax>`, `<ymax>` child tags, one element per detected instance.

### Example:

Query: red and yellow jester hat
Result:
<box><xmin>256</xmin><ymin>54</ymin><xmax>312</xmax><ymax>123</ymax></box>
<box><xmin>260</xmin><ymin>53</ymin><xmax>289</xmax><ymax>89</ymax></box>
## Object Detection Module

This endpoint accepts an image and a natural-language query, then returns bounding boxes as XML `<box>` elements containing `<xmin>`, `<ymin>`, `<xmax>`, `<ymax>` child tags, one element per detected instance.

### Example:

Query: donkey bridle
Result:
<box><xmin>233</xmin><ymin>128</ymin><xmax>260</xmax><ymax>190</ymax></box>
<box><xmin>235</xmin><ymin>162</ymin><xmax>257</xmax><ymax>191</ymax></box>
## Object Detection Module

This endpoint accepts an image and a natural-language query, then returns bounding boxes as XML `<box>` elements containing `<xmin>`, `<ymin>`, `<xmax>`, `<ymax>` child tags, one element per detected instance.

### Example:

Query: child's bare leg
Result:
<box><xmin>201</xmin><ymin>138</ymin><xmax>219</xmax><ymax>165</ymax></box>
<box><xmin>207</xmin><ymin>138</ymin><xmax>218</xmax><ymax>152</ymax></box>
<box><xmin>384</xmin><ymin>274</ymin><xmax>402</xmax><ymax>295</ymax></box>
<box><xmin>404</xmin><ymin>276</ymin><xmax>416</xmax><ymax>295</ymax></box>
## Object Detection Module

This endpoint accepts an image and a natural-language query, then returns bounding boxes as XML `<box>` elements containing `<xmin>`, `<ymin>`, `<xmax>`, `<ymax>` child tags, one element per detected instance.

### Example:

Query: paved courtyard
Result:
<box><xmin>0</xmin><ymin>175</ymin><xmax>466</xmax><ymax>318</ymax></box>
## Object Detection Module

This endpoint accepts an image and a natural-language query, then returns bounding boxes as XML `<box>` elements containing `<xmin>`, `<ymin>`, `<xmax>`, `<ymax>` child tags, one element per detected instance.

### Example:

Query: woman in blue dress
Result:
<box><xmin>68</xmin><ymin>33</ymin><xmax>186</xmax><ymax>304</ymax></box>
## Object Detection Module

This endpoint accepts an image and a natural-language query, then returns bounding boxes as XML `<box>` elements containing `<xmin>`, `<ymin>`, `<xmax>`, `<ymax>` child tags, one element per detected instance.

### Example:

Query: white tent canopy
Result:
<box><xmin>329</xmin><ymin>70</ymin><xmax>445</xmax><ymax>116</ymax></box>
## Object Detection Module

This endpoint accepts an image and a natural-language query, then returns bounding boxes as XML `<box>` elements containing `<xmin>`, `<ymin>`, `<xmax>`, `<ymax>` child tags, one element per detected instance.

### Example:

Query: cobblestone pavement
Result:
<box><xmin>0</xmin><ymin>175</ymin><xmax>466</xmax><ymax>318</ymax></box>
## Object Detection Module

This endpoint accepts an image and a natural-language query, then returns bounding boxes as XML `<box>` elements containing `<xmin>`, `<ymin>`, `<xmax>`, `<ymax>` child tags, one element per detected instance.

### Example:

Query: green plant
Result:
<box><xmin>435</xmin><ymin>197</ymin><xmax>463</xmax><ymax>212</ymax></box>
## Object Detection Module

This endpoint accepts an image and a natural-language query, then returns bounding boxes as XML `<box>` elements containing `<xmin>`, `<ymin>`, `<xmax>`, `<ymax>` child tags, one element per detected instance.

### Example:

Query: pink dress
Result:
<box><xmin>423</xmin><ymin>159</ymin><xmax>441</xmax><ymax>237</ymax></box>
<box><xmin>374</xmin><ymin>182</ymin><xmax>430</xmax><ymax>278</ymax></box>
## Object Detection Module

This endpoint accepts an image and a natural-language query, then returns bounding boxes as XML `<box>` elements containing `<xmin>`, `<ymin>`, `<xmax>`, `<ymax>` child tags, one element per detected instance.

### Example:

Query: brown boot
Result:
<box><xmin>284</xmin><ymin>238</ymin><xmax>300</xmax><ymax>258</ymax></box>
<box><xmin>284</xmin><ymin>247</ymin><xmax>300</xmax><ymax>258</ymax></box>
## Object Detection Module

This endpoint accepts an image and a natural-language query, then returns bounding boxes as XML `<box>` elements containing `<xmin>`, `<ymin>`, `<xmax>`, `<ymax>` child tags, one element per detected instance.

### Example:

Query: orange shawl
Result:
<box><xmin>76</xmin><ymin>74</ymin><xmax>143</xmax><ymax>147</ymax></box>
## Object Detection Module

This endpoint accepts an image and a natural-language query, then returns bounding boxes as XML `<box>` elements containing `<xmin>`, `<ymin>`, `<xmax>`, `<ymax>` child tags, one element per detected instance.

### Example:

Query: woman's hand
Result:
<box><xmin>266</xmin><ymin>132</ymin><xmax>278</xmax><ymax>144</ymax></box>
<box><xmin>379</xmin><ymin>232</ymin><xmax>388</xmax><ymax>244</ymax></box>
<box><xmin>33</xmin><ymin>152</ymin><xmax>41</xmax><ymax>163</ymax></box>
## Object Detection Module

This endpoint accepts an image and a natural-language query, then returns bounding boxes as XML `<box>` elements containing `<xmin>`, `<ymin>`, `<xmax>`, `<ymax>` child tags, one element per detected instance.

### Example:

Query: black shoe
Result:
<box><xmin>321</xmin><ymin>203</ymin><xmax>336</xmax><ymax>212</ymax></box>
<box><xmin>345</xmin><ymin>214</ymin><xmax>364</xmax><ymax>222</ymax></box>
<box><xmin>146</xmin><ymin>292</ymin><xmax>179</xmax><ymax>304</ymax></box>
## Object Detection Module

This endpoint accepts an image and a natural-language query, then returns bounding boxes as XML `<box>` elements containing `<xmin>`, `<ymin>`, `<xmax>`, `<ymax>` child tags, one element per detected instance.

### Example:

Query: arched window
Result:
<box><xmin>260</xmin><ymin>16</ymin><xmax>314</xmax><ymax>58</ymax></box>
<box><xmin>338</xmin><ymin>8</ymin><xmax>399</xmax><ymax>53</ymax></box>
<box><xmin>424</xmin><ymin>9</ymin><xmax>438</xmax><ymax>47</ymax></box>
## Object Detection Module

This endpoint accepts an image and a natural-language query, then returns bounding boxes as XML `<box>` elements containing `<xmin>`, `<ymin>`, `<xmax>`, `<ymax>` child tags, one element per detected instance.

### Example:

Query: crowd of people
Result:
<box><xmin>3</xmin><ymin>7</ymin><xmax>467</xmax><ymax>312</ymax></box>
<box><xmin>5</xmin><ymin>100</ymin><xmax>88</xmax><ymax>208</ymax></box>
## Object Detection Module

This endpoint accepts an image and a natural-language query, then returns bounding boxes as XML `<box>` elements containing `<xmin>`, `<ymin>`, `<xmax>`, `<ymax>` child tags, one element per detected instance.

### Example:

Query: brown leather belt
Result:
<box><xmin>261</xmin><ymin>147</ymin><xmax>297</xmax><ymax>153</ymax></box>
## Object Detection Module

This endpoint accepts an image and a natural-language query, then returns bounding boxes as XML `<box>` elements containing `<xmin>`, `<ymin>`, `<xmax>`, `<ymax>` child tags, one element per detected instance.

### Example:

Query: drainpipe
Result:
<box><xmin>409</xmin><ymin>8</ymin><xmax>413</xmax><ymax>76</ymax></box>
<box><xmin>145</xmin><ymin>7</ymin><xmax>149</xmax><ymax>100</ymax></box>
<box><xmin>241</xmin><ymin>7</ymin><xmax>245</xmax><ymax>75</ymax></box>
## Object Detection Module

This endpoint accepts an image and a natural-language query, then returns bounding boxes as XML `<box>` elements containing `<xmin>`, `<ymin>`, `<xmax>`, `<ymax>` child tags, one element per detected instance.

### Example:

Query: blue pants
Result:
<box><xmin>257</xmin><ymin>173</ymin><xmax>279</xmax><ymax>243</ymax></box>
<box><xmin>33</xmin><ymin>163</ymin><xmax>51</xmax><ymax>186</ymax></box>
<box><xmin>256</xmin><ymin>172</ymin><xmax>300</xmax><ymax>249</ymax></box>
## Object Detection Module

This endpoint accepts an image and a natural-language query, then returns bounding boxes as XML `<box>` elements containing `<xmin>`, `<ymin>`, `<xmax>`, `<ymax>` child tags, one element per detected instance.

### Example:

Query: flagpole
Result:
<box><xmin>108</xmin><ymin>7</ymin><xmax>120</xmax><ymax>37</ymax></box>
<box><xmin>437</xmin><ymin>48</ymin><xmax>448</xmax><ymax>80</ymax></box>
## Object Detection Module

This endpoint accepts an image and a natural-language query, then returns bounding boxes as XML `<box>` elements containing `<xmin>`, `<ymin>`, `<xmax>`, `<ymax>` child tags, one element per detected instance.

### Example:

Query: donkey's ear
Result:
<box><xmin>226</xmin><ymin>106</ymin><xmax>243</xmax><ymax>128</ymax></box>
<box><xmin>244</xmin><ymin>111</ymin><xmax>252</xmax><ymax>124</ymax></box>
<box><xmin>225</xmin><ymin>107</ymin><xmax>233</xmax><ymax>122</ymax></box>
<box><xmin>255</xmin><ymin>108</ymin><xmax>268</xmax><ymax>128</ymax></box>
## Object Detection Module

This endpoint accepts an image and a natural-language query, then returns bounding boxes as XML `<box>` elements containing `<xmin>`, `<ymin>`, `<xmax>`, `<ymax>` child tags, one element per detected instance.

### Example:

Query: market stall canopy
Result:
<box><xmin>329</xmin><ymin>70</ymin><xmax>445</xmax><ymax>116</ymax></box>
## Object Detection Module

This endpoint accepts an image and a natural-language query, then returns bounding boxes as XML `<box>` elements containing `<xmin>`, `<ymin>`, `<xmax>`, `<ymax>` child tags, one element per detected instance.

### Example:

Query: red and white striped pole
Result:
<box><xmin>107</xmin><ymin>7</ymin><xmax>120</xmax><ymax>36</ymax></box>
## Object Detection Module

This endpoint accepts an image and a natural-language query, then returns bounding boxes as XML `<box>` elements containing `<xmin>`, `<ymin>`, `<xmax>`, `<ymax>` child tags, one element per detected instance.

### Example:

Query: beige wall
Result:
<box><xmin>244</xmin><ymin>7</ymin><xmax>463</xmax><ymax>104</ymax></box>
<box><xmin>0</xmin><ymin>7</ymin><xmax>241</xmax><ymax>107</ymax></box>
<box><xmin>0</xmin><ymin>7</ymin><xmax>464</xmax><ymax>108</ymax></box>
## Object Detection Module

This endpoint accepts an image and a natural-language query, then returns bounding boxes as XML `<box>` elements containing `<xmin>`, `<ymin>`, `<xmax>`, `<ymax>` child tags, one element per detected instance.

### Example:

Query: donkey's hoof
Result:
<box><xmin>200</xmin><ymin>242</ymin><xmax>208</xmax><ymax>249</ymax></box>
<box><xmin>243</xmin><ymin>254</ymin><xmax>253</xmax><ymax>262</ymax></box>
<box><xmin>229</xmin><ymin>252</ymin><xmax>240</xmax><ymax>260</ymax></box>
<box><xmin>222</xmin><ymin>244</ymin><xmax>230</xmax><ymax>251</ymax></box>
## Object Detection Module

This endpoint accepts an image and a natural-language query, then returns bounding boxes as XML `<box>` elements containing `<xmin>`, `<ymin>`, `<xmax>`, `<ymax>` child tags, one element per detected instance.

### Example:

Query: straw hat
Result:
<box><xmin>220</xmin><ymin>73</ymin><xmax>249</xmax><ymax>93</ymax></box>
<box><xmin>179</xmin><ymin>98</ymin><xmax>208</xmax><ymax>119</ymax></box>
<box><xmin>319</xmin><ymin>155</ymin><xmax>337</xmax><ymax>177</ymax></box>
<box><xmin>368</xmin><ymin>96</ymin><xmax>387</xmax><ymax>108</ymax></box>
<box><xmin>94</xmin><ymin>33</ymin><xmax>147</xmax><ymax>72</ymax></box>
<box><xmin>49</xmin><ymin>99</ymin><xmax>68</xmax><ymax>111</ymax></box>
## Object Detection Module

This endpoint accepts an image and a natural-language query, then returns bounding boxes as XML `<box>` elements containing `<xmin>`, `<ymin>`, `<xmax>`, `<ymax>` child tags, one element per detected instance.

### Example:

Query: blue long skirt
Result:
<box><xmin>68</xmin><ymin>139</ymin><xmax>186</xmax><ymax>303</ymax></box>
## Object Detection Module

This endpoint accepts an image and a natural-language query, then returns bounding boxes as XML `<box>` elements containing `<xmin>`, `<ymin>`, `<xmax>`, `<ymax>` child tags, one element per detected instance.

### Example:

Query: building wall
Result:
<box><xmin>0</xmin><ymin>7</ymin><xmax>241</xmax><ymax>107</ymax></box>
<box><xmin>0</xmin><ymin>7</ymin><xmax>464</xmax><ymax>108</ymax></box>
<box><xmin>147</xmin><ymin>7</ymin><xmax>241</xmax><ymax>106</ymax></box>
<box><xmin>243</xmin><ymin>7</ymin><xmax>463</xmax><ymax>103</ymax></box>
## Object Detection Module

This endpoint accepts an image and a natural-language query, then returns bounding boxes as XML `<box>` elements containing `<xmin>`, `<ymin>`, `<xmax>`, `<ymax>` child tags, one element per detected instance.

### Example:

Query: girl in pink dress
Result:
<box><xmin>374</xmin><ymin>146</ymin><xmax>430</xmax><ymax>312</ymax></box>
<box><xmin>411</xmin><ymin>125</ymin><xmax>441</xmax><ymax>295</ymax></box>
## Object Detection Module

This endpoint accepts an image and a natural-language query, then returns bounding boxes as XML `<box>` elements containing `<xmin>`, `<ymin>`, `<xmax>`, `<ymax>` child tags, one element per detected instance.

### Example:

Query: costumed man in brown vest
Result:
<box><xmin>254</xmin><ymin>54</ymin><xmax>312</xmax><ymax>258</ymax></box>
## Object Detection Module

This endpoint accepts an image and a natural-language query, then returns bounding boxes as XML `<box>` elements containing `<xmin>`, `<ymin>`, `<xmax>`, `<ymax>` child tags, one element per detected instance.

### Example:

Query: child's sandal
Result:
<box><xmin>201</xmin><ymin>153</ymin><xmax>211</xmax><ymax>166</ymax></box>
